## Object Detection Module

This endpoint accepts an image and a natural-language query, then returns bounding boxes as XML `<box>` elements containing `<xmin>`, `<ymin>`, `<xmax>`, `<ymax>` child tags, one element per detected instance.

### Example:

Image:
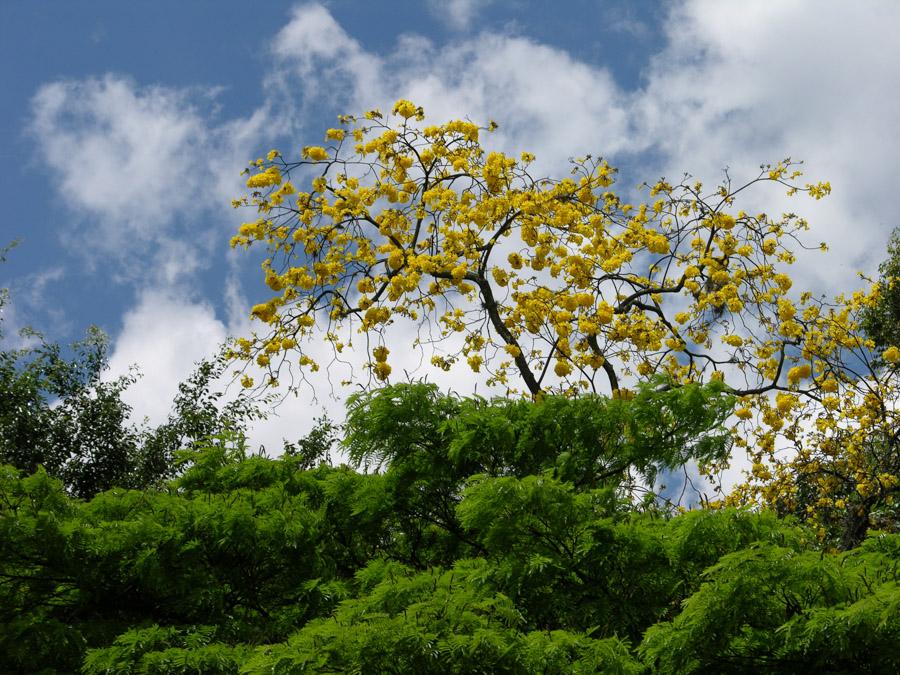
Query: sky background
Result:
<box><xmin>1</xmin><ymin>0</ymin><xmax>898</xmax><ymax>471</ymax></box>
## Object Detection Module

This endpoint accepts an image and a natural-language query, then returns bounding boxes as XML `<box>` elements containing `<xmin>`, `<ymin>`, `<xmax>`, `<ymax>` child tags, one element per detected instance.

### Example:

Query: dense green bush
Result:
<box><xmin>2</xmin><ymin>382</ymin><xmax>898</xmax><ymax>673</ymax></box>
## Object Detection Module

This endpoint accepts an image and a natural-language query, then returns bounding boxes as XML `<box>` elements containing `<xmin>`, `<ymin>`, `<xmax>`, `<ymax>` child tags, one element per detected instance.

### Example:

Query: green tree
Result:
<box><xmin>0</xmin><ymin>325</ymin><xmax>142</xmax><ymax>498</ymax></box>
<box><xmin>0</xmin><ymin>280</ymin><xmax>268</xmax><ymax>498</ymax></box>
<box><xmin>861</xmin><ymin>226</ymin><xmax>900</xmax><ymax>358</ymax></box>
<box><xmin>640</xmin><ymin>534</ymin><xmax>900</xmax><ymax>673</ymax></box>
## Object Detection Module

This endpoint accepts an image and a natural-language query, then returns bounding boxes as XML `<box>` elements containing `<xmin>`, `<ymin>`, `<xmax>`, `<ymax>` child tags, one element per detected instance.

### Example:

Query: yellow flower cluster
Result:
<box><xmin>246</xmin><ymin>166</ymin><xmax>282</xmax><ymax>189</ymax></box>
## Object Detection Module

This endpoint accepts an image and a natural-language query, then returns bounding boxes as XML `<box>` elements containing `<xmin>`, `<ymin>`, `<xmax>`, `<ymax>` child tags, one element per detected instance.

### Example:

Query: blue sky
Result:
<box><xmin>2</xmin><ymin>1</ymin><xmax>899</xmax><ymax>461</ymax></box>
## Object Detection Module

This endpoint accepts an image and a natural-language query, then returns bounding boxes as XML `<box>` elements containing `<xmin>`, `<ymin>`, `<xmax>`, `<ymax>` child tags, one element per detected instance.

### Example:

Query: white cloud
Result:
<box><xmin>105</xmin><ymin>290</ymin><xmax>229</xmax><ymax>426</ymax></box>
<box><xmin>268</xmin><ymin>4</ymin><xmax>381</xmax><ymax>120</ymax></box>
<box><xmin>29</xmin><ymin>75</ymin><xmax>273</xmax><ymax>285</ymax></box>
<box><xmin>269</xmin><ymin>4</ymin><xmax>632</xmax><ymax>175</ymax></box>
<box><xmin>383</xmin><ymin>34</ymin><xmax>633</xmax><ymax>169</ymax></box>
<box><xmin>272</xmin><ymin>3</ymin><xmax>368</xmax><ymax>69</ymax></box>
<box><xmin>30</xmin><ymin>76</ymin><xmax>210</xmax><ymax>231</ymax></box>
<box><xmin>104</xmin><ymin>286</ymin><xmax>346</xmax><ymax>454</ymax></box>
<box><xmin>428</xmin><ymin>0</ymin><xmax>490</xmax><ymax>31</ymax></box>
<box><xmin>636</xmin><ymin>0</ymin><xmax>900</xmax><ymax>292</ymax></box>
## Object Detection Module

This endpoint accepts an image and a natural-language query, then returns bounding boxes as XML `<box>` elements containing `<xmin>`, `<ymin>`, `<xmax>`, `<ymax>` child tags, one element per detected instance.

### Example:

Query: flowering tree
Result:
<box><xmin>230</xmin><ymin>100</ymin><xmax>831</xmax><ymax>396</ymax></box>
<box><xmin>730</xmin><ymin>251</ymin><xmax>900</xmax><ymax>548</ymax></box>
<box><xmin>230</xmin><ymin>101</ymin><xmax>899</xmax><ymax>546</ymax></box>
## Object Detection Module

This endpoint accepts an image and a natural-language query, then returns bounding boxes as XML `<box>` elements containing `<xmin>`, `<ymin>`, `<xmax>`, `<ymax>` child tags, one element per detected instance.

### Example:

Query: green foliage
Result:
<box><xmin>340</xmin><ymin>379</ymin><xmax>734</xmax><ymax>567</ymax></box>
<box><xmin>861</xmin><ymin>226</ymin><xmax>900</xmax><ymax>356</ymax></box>
<box><xmin>0</xmin><ymin>447</ymin><xmax>356</xmax><ymax>671</ymax></box>
<box><xmin>242</xmin><ymin>558</ymin><xmax>643</xmax><ymax>674</ymax></box>
<box><xmin>83</xmin><ymin>625</ymin><xmax>252</xmax><ymax>675</ymax></box>
<box><xmin>640</xmin><ymin>534</ymin><xmax>900</xmax><ymax>673</ymax></box>
<box><xmin>0</xmin><ymin>326</ymin><xmax>140</xmax><ymax>497</ymax></box>
<box><xmin>456</xmin><ymin>478</ymin><xmax>808</xmax><ymax>642</ymax></box>
<box><xmin>0</xmin><ymin>317</ymin><xmax>266</xmax><ymax>498</ymax></box>
<box><xmin>0</xmin><ymin>381</ymin><xmax>897</xmax><ymax>672</ymax></box>
<box><xmin>345</xmin><ymin>378</ymin><xmax>734</xmax><ymax>486</ymax></box>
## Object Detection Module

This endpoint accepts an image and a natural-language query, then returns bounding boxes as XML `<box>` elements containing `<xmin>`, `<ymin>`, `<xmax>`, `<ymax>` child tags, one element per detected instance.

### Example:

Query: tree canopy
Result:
<box><xmin>2</xmin><ymin>384</ymin><xmax>899</xmax><ymax>673</ymax></box>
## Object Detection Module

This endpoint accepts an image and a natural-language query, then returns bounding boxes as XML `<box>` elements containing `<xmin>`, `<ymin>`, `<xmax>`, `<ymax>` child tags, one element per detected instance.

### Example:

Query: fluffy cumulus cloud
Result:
<box><xmin>105</xmin><ymin>290</ymin><xmax>230</xmax><ymax>426</ymax></box>
<box><xmin>31</xmin><ymin>77</ymin><xmax>210</xmax><ymax>231</ymax></box>
<box><xmin>268</xmin><ymin>3</ymin><xmax>381</xmax><ymax>122</ymax></box>
<box><xmin>29</xmin><ymin>75</ymin><xmax>272</xmax><ymax>283</ymax></box>
<box><xmin>271</xmin><ymin>5</ymin><xmax>631</xmax><ymax>175</ymax></box>
<box><xmin>386</xmin><ymin>35</ymin><xmax>632</xmax><ymax>168</ymax></box>
<box><xmin>103</xmin><ymin>288</ymin><xmax>349</xmax><ymax>453</ymax></box>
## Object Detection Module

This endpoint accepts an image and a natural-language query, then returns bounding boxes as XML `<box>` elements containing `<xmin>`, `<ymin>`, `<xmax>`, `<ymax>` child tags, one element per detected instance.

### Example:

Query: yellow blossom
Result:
<box><xmin>303</xmin><ymin>146</ymin><xmax>329</xmax><ymax>161</ymax></box>
<box><xmin>392</xmin><ymin>99</ymin><xmax>420</xmax><ymax>119</ymax></box>
<box><xmin>775</xmin><ymin>392</ymin><xmax>797</xmax><ymax>414</ymax></box>
<box><xmin>554</xmin><ymin>360</ymin><xmax>572</xmax><ymax>377</ymax></box>
<box><xmin>787</xmin><ymin>363</ymin><xmax>811</xmax><ymax>386</ymax></box>
<box><xmin>246</xmin><ymin>167</ymin><xmax>282</xmax><ymax>188</ymax></box>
